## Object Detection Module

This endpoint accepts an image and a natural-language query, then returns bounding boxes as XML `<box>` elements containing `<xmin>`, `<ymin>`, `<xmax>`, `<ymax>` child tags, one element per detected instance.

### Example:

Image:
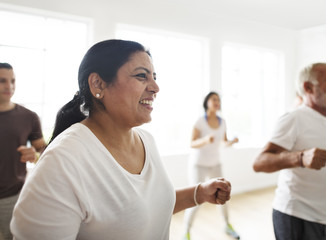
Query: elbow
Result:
<box><xmin>252</xmin><ymin>162</ymin><xmax>261</xmax><ymax>172</ymax></box>
<box><xmin>253</xmin><ymin>157</ymin><xmax>265</xmax><ymax>172</ymax></box>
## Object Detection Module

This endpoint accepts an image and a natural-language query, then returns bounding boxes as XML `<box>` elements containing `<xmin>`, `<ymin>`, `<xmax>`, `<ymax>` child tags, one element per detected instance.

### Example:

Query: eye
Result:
<box><xmin>135</xmin><ymin>73</ymin><xmax>147</xmax><ymax>79</ymax></box>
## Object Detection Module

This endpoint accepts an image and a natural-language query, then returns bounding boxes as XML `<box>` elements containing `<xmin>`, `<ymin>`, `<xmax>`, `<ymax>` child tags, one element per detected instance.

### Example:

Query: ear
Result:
<box><xmin>88</xmin><ymin>73</ymin><xmax>105</xmax><ymax>98</ymax></box>
<box><xmin>303</xmin><ymin>81</ymin><xmax>314</xmax><ymax>94</ymax></box>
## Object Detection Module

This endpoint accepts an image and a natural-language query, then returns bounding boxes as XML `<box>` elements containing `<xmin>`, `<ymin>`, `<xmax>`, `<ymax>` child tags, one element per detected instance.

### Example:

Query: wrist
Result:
<box><xmin>194</xmin><ymin>183</ymin><xmax>201</xmax><ymax>206</ymax></box>
<box><xmin>297</xmin><ymin>151</ymin><xmax>304</xmax><ymax>168</ymax></box>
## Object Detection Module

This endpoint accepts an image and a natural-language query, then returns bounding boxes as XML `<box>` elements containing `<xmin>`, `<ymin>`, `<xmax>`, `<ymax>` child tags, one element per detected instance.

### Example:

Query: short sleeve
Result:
<box><xmin>11</xmin><ymin>150</ymin><xmax>85</xmax><ymax>240</ymax></box>
<box><xmin>270</xmin><ymin>112</ymin><xmax>298</xmax><ymax>151</ymax></box>
<box><xmin>28</xmin><ymin>111</ymin><xmax>43</xmax><ymax>141</ymax></box>
<box><xmin>194</xmin><ymin>117</ymin><xmax>204</xmax><ymax>130</ymax></box>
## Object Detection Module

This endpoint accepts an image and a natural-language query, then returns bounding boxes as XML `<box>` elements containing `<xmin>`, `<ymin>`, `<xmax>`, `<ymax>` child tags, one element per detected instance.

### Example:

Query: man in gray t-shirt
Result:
<box><xmin>0</xmin><ymin>63</ymin><xmax>46</xmax><ymax>240</ymax></box>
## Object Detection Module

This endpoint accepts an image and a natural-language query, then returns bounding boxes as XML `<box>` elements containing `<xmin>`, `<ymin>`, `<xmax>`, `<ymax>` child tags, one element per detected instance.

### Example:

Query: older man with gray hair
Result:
<box><xmin>253</xmin><ymin>63</ymin><xmax>326</xmax><ymax>240</ymax></box>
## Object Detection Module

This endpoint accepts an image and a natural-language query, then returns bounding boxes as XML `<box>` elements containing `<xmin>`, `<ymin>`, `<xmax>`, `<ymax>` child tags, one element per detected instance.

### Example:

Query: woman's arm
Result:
<box><xmin>190</xmin><ymin>128</ymin><xmax>213</xmax><ymax>148</ymax></box>
<box><xmin>173</xmin><ymin>178</ymin><xmax>231</xmax><ymax>214</ymax></box>
<box><xmin>223</xmin><ymin>132</ymin><xmax>239</xmax><ymax>147</ymax></box>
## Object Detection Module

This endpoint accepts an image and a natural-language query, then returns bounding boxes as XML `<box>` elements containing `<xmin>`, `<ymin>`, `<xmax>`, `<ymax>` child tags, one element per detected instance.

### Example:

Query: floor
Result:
<box><xmin>170</xmin><ymin>186</ymin><xmax>276</xmax><ymax>240</ymax></box>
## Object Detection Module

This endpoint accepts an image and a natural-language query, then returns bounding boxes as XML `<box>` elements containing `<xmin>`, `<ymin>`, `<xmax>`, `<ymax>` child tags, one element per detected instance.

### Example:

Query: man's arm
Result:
<box><xmin>253</xmin><ymin>142</ymin><xmax>326</xmax><ymax>173</ymax></box>
<box><xmin>17</xmin><ymin>138</ymin><xmax>47</xmax><ymax>163</ymax></box>
<box><xmin>253</xmin><ymin>142</ymin><xmax>303</xmax><ymax>173</ymax></box>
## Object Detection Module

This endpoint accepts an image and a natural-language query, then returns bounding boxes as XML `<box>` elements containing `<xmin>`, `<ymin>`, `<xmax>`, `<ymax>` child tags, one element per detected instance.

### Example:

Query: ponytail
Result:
<box><xmin>48</xmin><ymin>92</ymin><xmax>86</xmax><ymax>144</ymax></box>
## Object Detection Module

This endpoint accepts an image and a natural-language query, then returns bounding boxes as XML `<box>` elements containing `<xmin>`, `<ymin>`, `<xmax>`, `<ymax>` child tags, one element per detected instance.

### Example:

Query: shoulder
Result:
<box><xmin>134</xmin><ymin>128</ymin><xmax>155</xmax><ymax>142</ymax></box>
<box><xmin>15</xmin><ymin>104</ymin><xmax>39</xmax><ymax>118</ymax></box>
<box><xmin>276</xmin><ymin>107</ymin><xmax>303</xmax><ymax>125</ymax></box>
<box><xmin>46</xmin><ymin>124</ymin><xmax>90</xmax><ymax>153</ymax></box>
<box><xmin>194</xmin><ymin>116</ymin><xmax>206</xmax><ymax>126</ymax></box>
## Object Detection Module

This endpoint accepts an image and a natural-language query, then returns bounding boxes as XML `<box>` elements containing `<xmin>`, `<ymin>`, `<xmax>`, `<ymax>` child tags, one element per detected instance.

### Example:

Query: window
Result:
<box><xmin>0</xmin><ymin>7</ymin><xmax>90</xmax><ymax>140</ymax></box>
<box><xmin>221</xmin><ymin>43</ymin><xmax>285</xmax><ymax>147</ymax></box>
<box><xmin>116</xmin><ymin>24</ymin><xmax>209</xmax><ymax>155</ymax></box>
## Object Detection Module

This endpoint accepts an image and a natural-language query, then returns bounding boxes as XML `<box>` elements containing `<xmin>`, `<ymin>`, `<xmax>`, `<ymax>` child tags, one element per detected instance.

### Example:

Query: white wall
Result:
<box><xmin>162</xmin><ymin>148</ymin><xmax>278</xmax><ymax>195</ymax></box>
<box><xmin>297</xmin><ymin>25</ymin><xmax>326</xmax><ymax>73</ymax></box>
<box><xmin>1</xmin><ymin>0</ymin><xmax>299</xmax><ymax>194</ymax></box>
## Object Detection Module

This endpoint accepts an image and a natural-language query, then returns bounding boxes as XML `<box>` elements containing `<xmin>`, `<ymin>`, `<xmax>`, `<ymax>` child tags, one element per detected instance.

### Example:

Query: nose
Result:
<box><xmin>4</xmin><ymin>80</ymin><xmax>13</xmax><ymax>90</ymax></box>
<box><xmin>147</xmin><ymin>78</ymin><xmax>159</xmax><ymax>94</ymax></box>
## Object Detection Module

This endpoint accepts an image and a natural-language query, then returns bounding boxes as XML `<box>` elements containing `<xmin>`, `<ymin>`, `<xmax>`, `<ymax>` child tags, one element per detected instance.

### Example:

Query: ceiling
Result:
<box><xmin>2</xmin><ymin>0</ymin><xmax>326</xmax><ymax>31</ymax></box>
<box><xmin>158</xmin><ymin>0</ymin><xmax>326</xmax><ymax>30</ymax></box>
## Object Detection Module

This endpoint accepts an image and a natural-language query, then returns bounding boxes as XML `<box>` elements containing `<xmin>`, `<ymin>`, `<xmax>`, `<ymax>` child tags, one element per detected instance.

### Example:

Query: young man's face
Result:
<box><xmin>0</xmin><ymin>68</ymin><xmax>15</xmax><ymax>104</ymax></box>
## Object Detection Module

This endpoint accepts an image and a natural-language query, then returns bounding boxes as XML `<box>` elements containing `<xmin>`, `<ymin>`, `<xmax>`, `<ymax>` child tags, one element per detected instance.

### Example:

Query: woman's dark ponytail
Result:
<box><xmin>48</xmin><ymin>92</ymin><xmax>86</xmax><ymax>144</ymax></box>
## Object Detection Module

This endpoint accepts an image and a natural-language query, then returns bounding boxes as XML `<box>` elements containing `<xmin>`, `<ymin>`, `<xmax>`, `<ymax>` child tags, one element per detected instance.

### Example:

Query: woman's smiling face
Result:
<box><xmin>102</xmin><ymin>51</ymin><xmax>159</xmax><ymax>127</ymax></box>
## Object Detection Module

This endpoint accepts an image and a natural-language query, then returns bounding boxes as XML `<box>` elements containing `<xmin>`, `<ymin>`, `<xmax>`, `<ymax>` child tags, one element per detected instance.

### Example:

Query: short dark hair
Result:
<box><xmin>203</xmin><ymin>91</ymin><xmax>219</xmax><ymax>111</ymax></box>
<box><xmin>0</xmin><ymin>63</ymin><xmax>13</xmax><ymax>70</ymax></box>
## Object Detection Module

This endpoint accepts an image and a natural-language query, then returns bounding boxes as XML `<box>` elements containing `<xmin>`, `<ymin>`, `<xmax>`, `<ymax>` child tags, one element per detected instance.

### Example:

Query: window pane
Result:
<box><xmin>0</xmin><ymin>10</ymin><xmax>45</xmax><ymax>48</ymax></box>
<box><xmin>0</xmin><ymin>9</ymin><xmax>89</xmax><ymax>139</ymax></box>
<box><xmin>221</xmin><ymin>43</ymin><xmax>285</xmax><ymax>147</ymax></box>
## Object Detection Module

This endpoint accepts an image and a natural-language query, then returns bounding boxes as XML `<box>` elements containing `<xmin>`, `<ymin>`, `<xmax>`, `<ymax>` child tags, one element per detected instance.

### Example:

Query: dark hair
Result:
<box><xmin>203</xmin><ymin>91</ymin><xmax>219</xmax><ymax>111</ymax></box>
<box><xmin>49</xmin><ymin>39</ymin><xmax>148</xmax><ymax>144</ymax></box>
<box><xmin>0</xmin><ymin>62</ymin><xmax>13</xmax><ymax>70</ymax></box>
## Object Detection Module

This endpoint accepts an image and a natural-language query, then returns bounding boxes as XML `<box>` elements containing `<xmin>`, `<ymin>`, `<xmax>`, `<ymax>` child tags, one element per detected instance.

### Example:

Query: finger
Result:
<box><xmin>17</xmin><ymin>145</ymin><xmax>28</xmax><ymax>152</ymax></box>
<box><xmin>214</xmin><ymin>179</ymin><xmax>231</xmax><ymax>191</ymax></box>
<box><xmin>20</xmin><ymin>153</ymin><xmax>35</xmax><ymax>163</ymax></box>
<box><xmin>216</xmin><ymin>191</ymin><xmax>231</xmax><ymax>201</ymax></box>
<box><xmin>20</xmin><ymin>151</ymin><xmax>37</xmax><ymax>163</ymax></box>
<box><xmin>217</xmin><ymin>190</ymin><xmax>230</xmax><ymax>197</ymax></box>
<box><xmin>17</xmin><ymin>146</ymin><xmax>36</xmax><ymax>155</ymax></box>
<box><xmin>215</xmin><ymin>197</ymin><xmax>227</xmax><ymax>205</ymax></box>
<box><xmin>216</xmin><ymin>178</ymin><xmax>231</xmax><ymax>187</ymax></box>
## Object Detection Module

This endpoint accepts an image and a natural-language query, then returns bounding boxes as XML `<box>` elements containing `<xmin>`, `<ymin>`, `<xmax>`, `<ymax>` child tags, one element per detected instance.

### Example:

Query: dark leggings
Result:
<box><xmin>273</xmin><ymin>209</ymin><xmax>326</xmax><ymax>240</ymax></box>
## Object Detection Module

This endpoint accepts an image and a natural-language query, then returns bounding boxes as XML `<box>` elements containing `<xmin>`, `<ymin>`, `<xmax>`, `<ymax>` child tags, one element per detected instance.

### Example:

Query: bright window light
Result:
<box><xmin>0</xmin><ymin>9</ymin><xmax>90</xmax><ymax>140</ymax></box>
<box><xmin>221</xmin><ymin>43</ymin><xmax>285</xmax><ymax>147</ymax></box>
<box><xmin>116</xmin><ymin>24</ymin><xmax>209</xmax><ymax>156</ymax></box>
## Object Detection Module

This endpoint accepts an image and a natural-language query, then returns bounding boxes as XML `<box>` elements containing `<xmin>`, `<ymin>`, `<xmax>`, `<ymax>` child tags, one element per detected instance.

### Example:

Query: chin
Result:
<box><xmin>143</xmin><ymin>117</ymin><xmax>152</xmax><ymax>124</ymax></box>
<box><xmin>134</xmin><ymin>117</ymin><xmax>152</xmax><ymax>127</ymax></box>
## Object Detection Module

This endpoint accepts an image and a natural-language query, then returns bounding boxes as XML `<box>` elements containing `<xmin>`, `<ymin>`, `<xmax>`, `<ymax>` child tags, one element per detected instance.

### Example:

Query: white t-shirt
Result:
<box><xmin>189</xmin><ymin>116</ymin><xmax>226</xmax><ymax>167</ymax></box>
<box><xmin>270</xmin><ymin>105</ymin><xmax>326</xmax><ymax>224</ymax></box>
<box><xmin>11</xmin><ymin>123</ymin><xmax>176</xmax><ymax>240</ymax></box>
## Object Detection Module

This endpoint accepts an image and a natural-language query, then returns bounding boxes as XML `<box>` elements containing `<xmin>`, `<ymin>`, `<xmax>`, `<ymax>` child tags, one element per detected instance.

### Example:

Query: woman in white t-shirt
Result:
<box><xmin>183</xmin><ymin>91</ymin><xmax>239</xmax><ymax>240</ymax></box>
<box><xmin>10</xmin><ymin>40</ymin><xmax>232</xmax><ymax>240</ymax></box>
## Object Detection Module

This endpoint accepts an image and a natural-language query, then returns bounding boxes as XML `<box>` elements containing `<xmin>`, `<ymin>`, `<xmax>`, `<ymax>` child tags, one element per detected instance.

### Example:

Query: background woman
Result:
<box><xmin>183</xmin><ymin>91</ymin><xmax>239</xmax><ymax>240</ymax></box>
